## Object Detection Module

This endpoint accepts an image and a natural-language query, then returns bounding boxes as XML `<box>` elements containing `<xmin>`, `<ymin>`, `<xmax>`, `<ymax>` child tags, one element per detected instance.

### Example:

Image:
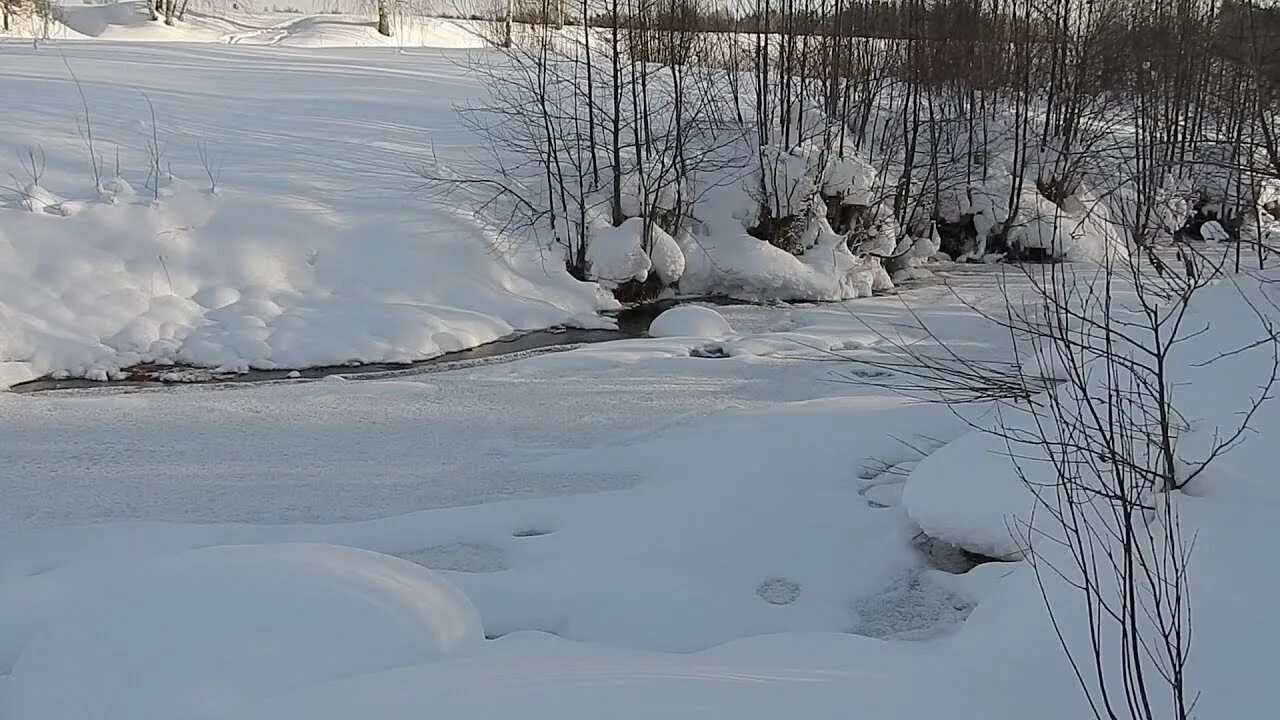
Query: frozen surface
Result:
<box><xmin>0</xmin><ymin>287</ymin><xmax>997</xmax><ymax>533</ymax></box>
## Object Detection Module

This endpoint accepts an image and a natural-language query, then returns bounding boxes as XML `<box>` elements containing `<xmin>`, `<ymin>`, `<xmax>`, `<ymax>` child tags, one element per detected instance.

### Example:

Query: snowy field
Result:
<box><xmin>3</xmin><ymin>6</ymin><xmax>1280</xmax><ymax>720</ymax></box>
<box><xmin>0</xmin><ymin>34</ymin><xmax>604</xmax><ymax>387</ymax></box>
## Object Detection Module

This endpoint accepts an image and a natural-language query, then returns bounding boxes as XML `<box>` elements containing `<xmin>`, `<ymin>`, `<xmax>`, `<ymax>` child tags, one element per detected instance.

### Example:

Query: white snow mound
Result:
<box><xmin>648</xmin><ymin>305</ymin><xmax>733</xmax><ymax>339</ymax></box>
<box><xmin>3</xmin><ymin>543</ymin><xmax>483</xmax><ymax>720</ymax></box>
<box><xmin>588</xmin><ymin>219</ymin><xmax>652</xmax><ymax>288</ymax></box>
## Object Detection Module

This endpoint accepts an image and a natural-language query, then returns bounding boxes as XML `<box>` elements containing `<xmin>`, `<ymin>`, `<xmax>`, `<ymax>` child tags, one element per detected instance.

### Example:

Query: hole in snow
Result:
<box><xmin>394</xmin><ymin>543</ymin><xmax>507</xmax><ymax>573</ymax></box>
<box><xmin>849</xmin><ymin>571</ymin><xmax>974</xmax><ymax>640</ymax></box>
<box><xmin>914</xmin><ymin>533</ymin><xmax>1001</xmax><ymax>575</ymax></box>
<box><xmin>512</xmin><ymin>528</ymin><xmax>553</xmax><ymax>538</ymax></box>
<box><xmin>756</xmin><ymin>577</ymin><xmax>802</xmax><ymax>605</ymax></box>
<box><xmin>690</xmin><ymin>344</ymin><xmax>730</xmax><ymax>359</ymax></box>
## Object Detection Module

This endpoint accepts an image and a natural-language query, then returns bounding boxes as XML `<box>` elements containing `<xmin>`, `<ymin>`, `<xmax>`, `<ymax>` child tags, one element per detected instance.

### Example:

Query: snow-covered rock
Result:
<box><xmin>1008</xmin><ymin>187</ymin><xmax>1124</xmax><ymax>262</ymax></box>
<box><xmin>648</xmin><ymin>224</ymin><xmax>686</xmax><ymax>285</ymax></box>
<box><xmin>648</xmin><ymin>305</ymin><xmax>733</xmax><ymax>339</ymax></box>
<box><xmin>822</xmin><ymin>152</ymin><xmax>877</xmax><ymax>206</ymax></box>
<box><xmin>588</xmin><ymin>219</ymin><xmax>652</xmax><ymax>288</ymax></box>
<box><xmin>3</xmin><ymin>543</ymin><xmax>483</xmax><ymax>720</ymax></box>
<box><xmin>1200</xmin><ymin>219</ymin><xmax>1229</xmax><ymax>243</ymax></box>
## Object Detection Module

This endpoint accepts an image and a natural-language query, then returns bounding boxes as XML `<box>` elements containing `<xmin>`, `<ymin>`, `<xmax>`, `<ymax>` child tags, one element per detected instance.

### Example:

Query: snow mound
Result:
<box><xmin>648</xmin><ymin>224</ymin><xmax>686</xmax><ymax>285</ymax></box>
<box><xmin>16</xmin><ymin>184</ymin><xmax>61</xmax><ymax>214</ymax></box>
<box><xmin>61</xmin><ymin>2</ymin><xmax>155</xmax><ymax>38</ymax></box>
<box><xmin>1009</xmin><ymin>188</ymin><xmax>1125</xmax><ymax>262</ymax></box>
<box><xmin>648</xmin><ymin>305</ymin><xmax>733</xmax><ymax>339</ymax></box>
<box><xmin>677</xmin><ymin>225</ymin><xmax>878</xmax><ymax>302</ymax></box>
<box><xmin>588</xmin><ymin>219</ymin><xmax>652</xmax><ymax>288</ymax></box>
<box><xmin>901</xmin><ymin>422</ymin><xmax>1030</xmax><ymax>559</ymax></box>
<box><xmin>1200</xmin><ymin>219</ymin><xmax>1229</xmax><ymax>243</ymax></box>
<box><xmin>270</xmin><ymin>16</ymin><xmax>489</xmax><ymax>49</ymax></box>
<box><xmin>3</xmin><ymin>543</ymin><xmax>482</xmax><ymax>720</ymax></box>
<box><xmin>56</xmin><ymin>2</ymin><xmax>231</xmax><ymax>42</ymax></box>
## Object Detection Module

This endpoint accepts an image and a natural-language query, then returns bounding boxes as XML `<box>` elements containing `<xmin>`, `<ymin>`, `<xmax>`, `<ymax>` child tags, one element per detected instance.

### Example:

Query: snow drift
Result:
<box><xmin>3</xmin><ymin>543</ymin><xmax>482</xmax><ymax>720</ymax></box>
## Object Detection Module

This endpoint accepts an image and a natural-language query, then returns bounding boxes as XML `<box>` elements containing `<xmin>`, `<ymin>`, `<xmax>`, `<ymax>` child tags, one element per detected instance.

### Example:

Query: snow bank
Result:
<box><xmin>3</xmin><ymin>544</ymin><xmax>482</xmax><ymax>720</ymax></box>
<box><xmin>648</xmin><ymin>305</ymin><xmax>733</xmax><ymax>339</ymax></box>
<box><xmin>0</xmin><ymin>43</ymin><xmax>607</xmax><ymax>386</ymax></box>
<box><xmin>585</xmin><ymin>218</ymin><xmax>686</xmax><ymax>290</ymax></box>
<box><xmin>901</xmin><ymin>406</ymin><xmax>1035</xmax><ymax>559</ymax></box>
<box><xmin>257</xmin><ymin>15</ymin><xmax>490</xmax><ymax>49</ymax></box>
<box><xmin>61</xmin><ymin>2</ymin><xmax>171</xmax><ymax>40</ymax></box>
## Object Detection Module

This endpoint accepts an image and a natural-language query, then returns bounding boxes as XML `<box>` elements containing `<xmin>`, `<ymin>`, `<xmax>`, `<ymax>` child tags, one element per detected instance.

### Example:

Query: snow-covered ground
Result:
<box><xmin>0</xmin><ymin>37</ymin><xmax>611</xmax><ymax>386</ymax></box>
<box><xmin>3</xmin><ymin>2</ymin><xmax>493</xmax><ymax>47</ymax></box>
<box><xmin>0</xmin><ymin>282</ymin><xmax>1024</xmax><ymax>718</ymax></box>
<box><xmin>3</xmin><ymin>8</ymin><xmax>1279</xmax><ymax>720</ymax></box>
<box><xmin>5</xmin><ymin>264</ymin><xmax>1275</xmax><ymax>719</ymax></box>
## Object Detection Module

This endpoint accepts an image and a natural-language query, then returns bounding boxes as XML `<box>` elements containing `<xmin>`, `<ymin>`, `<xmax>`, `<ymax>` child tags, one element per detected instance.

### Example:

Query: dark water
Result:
<box><xmin>9</xmin><ymin>299</ymin><xmax>716</xmax><ymax>394</ymax></box>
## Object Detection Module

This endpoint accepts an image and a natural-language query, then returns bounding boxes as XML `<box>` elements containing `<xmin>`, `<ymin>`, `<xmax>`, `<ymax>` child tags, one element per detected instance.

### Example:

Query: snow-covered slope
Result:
<box><xmin>0</xmin><ymin>42</ymin><xmax>608</xmax><ymax>386</ymax></box>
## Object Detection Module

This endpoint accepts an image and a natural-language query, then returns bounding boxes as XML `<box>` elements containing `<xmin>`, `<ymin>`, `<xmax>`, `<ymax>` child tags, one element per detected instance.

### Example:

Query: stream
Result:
<box><xmin>9</xmin><ymin>299</ymin><xmax>736</xmax><ymax>394</ymax></box>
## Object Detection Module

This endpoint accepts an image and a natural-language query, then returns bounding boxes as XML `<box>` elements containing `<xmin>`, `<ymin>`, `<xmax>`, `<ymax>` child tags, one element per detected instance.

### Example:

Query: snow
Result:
<box><xmin>647</xmin><ymin>223</ymin><xmax>686</xmax><ymax>285</ymax></box>
<box><xmin>822</xmin><ymin>152</ymin><xmax>877</xmax><ymax>206</ymax></box>
<box><xmin>0</xmin><ymin>257</ymin><xmax>1278</xmax><ymax>719</ymax></box>
<box><xmin>586</xmin><ymin>219</ymin><xmax>652</xmax><ymax>288</ymax></box>
<box><xmin>3</xmin><ymin>543</ymin><xmax>481</xmax><ymax>720</ymax></box>
<box><xmin>15</xmin><ymin>183</ymin><xmax>62</xmax><ymax>213</ymax></box>
<box><xmin>3</xmin><ymin>12</ymin><xmax>1280</xmax><ymax>720</ymax></box>
<box><xmin>1201</xmin><ymin>219</ymin><xmax>1229</xmax><ymax>242</ymax></box>
<box><xmin>901</xmin><ymin>406</ymin><xmax>1032</xmax><ymax>559</ymax></box>
<box><xmin>0</xmin><ymin>41</ymin><xmax>607</xmax><ymax>386</ymax></box>
<box><xmin>7</xmin><ymin>2</ymin><xmax>492</xmax><ymax>48</ymax></box>
<box><xmin>678</xmin><ymin>214</ymin><xmax>880</xmax><ymax>302</ymax></box>
<box><xmin>1007</xmin><ymin>186</ymin><xmax>1124</xmax><ymax>262</ymax></box>
<box><xmin>647</xmin><ymin>305</ymin><xmax>733</xmax><ymax>339</ymax></box>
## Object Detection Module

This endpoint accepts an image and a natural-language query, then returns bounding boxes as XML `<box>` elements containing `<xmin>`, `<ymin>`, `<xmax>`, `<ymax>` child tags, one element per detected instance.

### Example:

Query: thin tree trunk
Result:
<box><xmin>377</xmin><ymin>0</ymin><xmax>392</xmax><ymax>37</ymax></box>
<box><xmin>502</xmin><ymin>0</ymin><xmax>512</xmax><ymax>48</ymax></box>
